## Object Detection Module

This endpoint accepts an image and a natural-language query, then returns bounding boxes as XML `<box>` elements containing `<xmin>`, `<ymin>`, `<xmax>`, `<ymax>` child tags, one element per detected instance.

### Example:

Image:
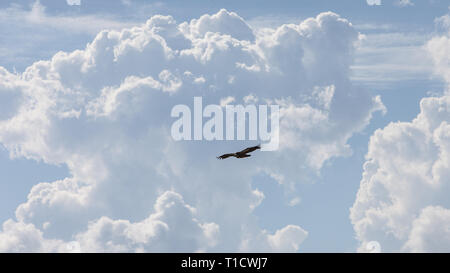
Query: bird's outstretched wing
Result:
<box><xmin>217</xmin><ymin>153</ymin><xmax>236</xmax><ymax>160</ymax></box>
<box><xmin>238</xmin><ymin>145</ymin><xmax>261</xmax><ymax>154</ymax></box>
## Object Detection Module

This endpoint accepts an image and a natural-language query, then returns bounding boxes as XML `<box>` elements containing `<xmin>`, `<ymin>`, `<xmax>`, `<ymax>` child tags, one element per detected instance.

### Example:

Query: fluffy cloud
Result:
<box><xmin>75</xmin><ymin>191</ymin><xmax>220</xmax><ymax>252</ymax></box>
<box><xmin>350</xmin><ymin>19</ymin><xmax>450</xmax><ymax>252</ymax></box>
<box><xmin>180</xmin><ymin>9</ymin><xmax>255</xmax><ymax>42</ymax></box>
<box><xmin>427</xmin><ymin>29</ymin><xmax>450</xmax><ymax>83</ymax></box>
<box><xmin>0</xmin><ymin>9</ymin><xmax>382</xmax><ymax>252</ymax></box>
<box><xmin>403</xmin><ymin>206</ymin><xmax>450</xmax><ymax>252</ymax></box>
<box><xmin>266</xmin><ymin>225</ymin><xmax>308</xmax><ymax>251</ymax></box>
<box><xmin>0</xmin><ymin>220</ymin><xmax>63</xmax><ymax>252</ymax></box>
<box><xmin>240</xmin><ymin>225</ymin><xmax>308</xmax><ymax>252</ymax></box>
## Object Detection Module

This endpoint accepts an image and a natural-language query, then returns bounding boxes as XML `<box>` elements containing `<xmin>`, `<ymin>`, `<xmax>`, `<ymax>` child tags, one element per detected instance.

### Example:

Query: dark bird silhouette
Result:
<box><xmin>217</xmin><ymin>145</ymin><xmax>261</xmax><ymax>160</ymax></box>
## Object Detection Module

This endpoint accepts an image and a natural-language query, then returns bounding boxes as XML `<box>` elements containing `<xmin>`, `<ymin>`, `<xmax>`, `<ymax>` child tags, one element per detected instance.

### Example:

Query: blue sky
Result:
<box><xmin>0</xmin><ymin>0</ymin><xmax>449</xmax><ymax>252</ymax></box>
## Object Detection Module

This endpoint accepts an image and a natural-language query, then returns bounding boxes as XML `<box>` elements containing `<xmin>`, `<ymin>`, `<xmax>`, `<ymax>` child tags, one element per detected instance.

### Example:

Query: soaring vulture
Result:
<box><xmin>217</xmin><ymin>145</ymin><xmax>261</xmax><ymax>160</ymax></box>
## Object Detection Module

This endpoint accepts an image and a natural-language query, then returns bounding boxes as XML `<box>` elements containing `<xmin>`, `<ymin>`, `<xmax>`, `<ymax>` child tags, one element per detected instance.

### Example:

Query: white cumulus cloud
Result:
<box><xmin>350</xmin><ymin>14</ymin><xmax>450</xmax><ymax>252</ymax></box>
<box><xmin>403</xmin><ymin>206</ymin><xmax>450</xmax><ymax>252</ymax></box>
<box><xmin>0</xmin><ymin>9</ymin><xmax>383</xmax><ymax>252</ymax></box>
<box><xmin>75</xmin><ymin>191</ymin><xmax>220</xmax><ymax>252</ymax></box>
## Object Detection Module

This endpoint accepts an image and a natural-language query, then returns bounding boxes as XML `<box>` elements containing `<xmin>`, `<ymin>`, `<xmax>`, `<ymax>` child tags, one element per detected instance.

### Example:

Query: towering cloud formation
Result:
<box><xmin>351</xmin><ymin>14</ymin><xmax>450</xmax><ymax>252</ymax></box>
<box><xmin>0</xmin><ymin>9</ymin><xmax>382</xmax><ymax>252</ymax></box>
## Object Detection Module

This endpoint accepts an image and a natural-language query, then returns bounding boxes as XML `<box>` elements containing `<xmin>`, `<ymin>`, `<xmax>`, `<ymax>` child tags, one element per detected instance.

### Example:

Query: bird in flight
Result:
<box><xmin>217</xmin><ymin>145</ymin><xmax>261</xmax><ymax>160</ymax></box>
